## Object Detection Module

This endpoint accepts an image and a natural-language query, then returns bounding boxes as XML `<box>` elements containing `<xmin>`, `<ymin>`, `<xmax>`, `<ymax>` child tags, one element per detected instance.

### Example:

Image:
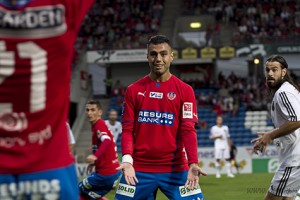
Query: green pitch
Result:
<box><xmin>104</xmin><ymin>173</ymin><xmax>274</xmax><ymax>200</ymax></box>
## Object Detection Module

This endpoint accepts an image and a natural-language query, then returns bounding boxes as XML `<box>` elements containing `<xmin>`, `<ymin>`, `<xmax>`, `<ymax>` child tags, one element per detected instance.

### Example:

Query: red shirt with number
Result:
<box><xmin>0</xmin><ymin>0</ymin><xmax>94</xmax><ymax>173</ymax></box>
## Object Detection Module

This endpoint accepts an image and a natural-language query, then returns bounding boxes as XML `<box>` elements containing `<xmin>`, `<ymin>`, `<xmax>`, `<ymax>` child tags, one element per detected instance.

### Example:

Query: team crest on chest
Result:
<box><xmin>167</xmin><ymin>92</ymin><xmax>176</xmax><ymax>100</ymax></box>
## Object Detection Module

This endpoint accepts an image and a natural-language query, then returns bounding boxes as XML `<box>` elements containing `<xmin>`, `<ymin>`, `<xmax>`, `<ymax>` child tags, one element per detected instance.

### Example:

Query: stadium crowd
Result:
<box><xmin>77</xmin><ymin>0</ymin><xmax>164</xmax><ymax>50</ymax></box>
<box><xmin>182</xmin><ymin>0</ymin><xmax>300</xmax><ymax>45</ymax></box>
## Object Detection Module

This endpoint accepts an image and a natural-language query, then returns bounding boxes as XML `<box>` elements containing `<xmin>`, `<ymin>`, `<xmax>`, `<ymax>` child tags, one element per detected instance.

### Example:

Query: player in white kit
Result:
<box><xmin>210</xmin><ymin>116</ymin><xmax>235</xmax><ymax>178</ymax></box>
<box><xmin>252</xmin><ymin>55</ymin><xmax>300</xmax><ymax>200</ymax></box>
<box><xmin>105</xmin><ymin>109</ymin><xmax>122</xmax><ymax>143</ymax></box>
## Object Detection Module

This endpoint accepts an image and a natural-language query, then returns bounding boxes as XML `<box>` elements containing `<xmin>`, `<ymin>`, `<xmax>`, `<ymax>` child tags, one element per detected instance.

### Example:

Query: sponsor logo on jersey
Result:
<box><xmin>149</xmin><ymin>92</ymin><xmax>163</xmax><ymax>99</ymax></box>
<box><xmin>138</xmin><ymin>110</ymin><xmax>174</xmax><ymax>126</ymax></box>
<box><xmin>179</xmin><ymin>185</ymin><xmax>202</xmax><ymax>197</ymax></box>
<box><xmin>0</xmin><ymin>5</ymin><xmax>66</xmax><ymax>38</ymax></box>
<box><xmin>0</xmin><ymin>179</ymin><xmax>61</xmax><ymax>199</ymax></box>
<box><xmin>0</xmin><ymin>112</ymin><xmax>28</xmax><ymax>132</ymax></box>
<box><xmin>88</xmin><ymin>191</ymin><xmax>101</xmax><ymax>199</ymax></box>
<box><xmin>116</xmin><ymin>183</ymin><xmax>135</xmax><ymax>198</ymax></box>
<box><xmin>167</xmin><ymin>92</ymin><xmax>176</xmax><ymax>100</ymax></box>
<box><xmin>137</xmin><ymin>91</ymin><xmax>146</xmax><ymax>97</ymax></box>
<box><xmin>183</xmin><ymin>102</ymin><xmax>193</xmax><ymax>119</ymax></box>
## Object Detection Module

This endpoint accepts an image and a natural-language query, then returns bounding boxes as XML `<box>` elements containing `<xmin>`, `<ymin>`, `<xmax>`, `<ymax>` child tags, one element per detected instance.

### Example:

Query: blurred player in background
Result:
<box><xmin>229</xmin><ymin>140</ymin><xmax>239</xmax><ymax>174</ymax></box>
<box><xmin>209</xmin><ymin>116</ymin><xmax>235</xmax><ymax>178</ymax></box>
<box><xmin>252</xmin><ymin>55</ymin><xmax>300</xmax><ymax>200</ymax></box>
<box><xmin>115</xmin><ymin>35</ymin><xmax>206</xmax><ymax>200</ymax></box>
<box><xmin>0</xmin><ymin>0</ymin><xmax>94</xmax><ymax>199</ymax></box>
<box><xmin>67</xmin><ymin>122</ymin><xmax>76</xmax><ymax>153</ymax></box>
<box><xmin>105</xmin><ymin>109</ymin><xmax>122</xmax><ymax>143</ymax></box>
<box><xmin>78</xmin><ymin>100</ymin><xmax>120</xmax><ymax>200</ymax></box>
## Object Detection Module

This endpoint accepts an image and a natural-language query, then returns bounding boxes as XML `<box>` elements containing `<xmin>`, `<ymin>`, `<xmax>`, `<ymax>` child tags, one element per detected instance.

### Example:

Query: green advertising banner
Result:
<box><xmin>252</xmin><ymin>158</ymin><xmax>279</xmax><ymax>173</ymax></box>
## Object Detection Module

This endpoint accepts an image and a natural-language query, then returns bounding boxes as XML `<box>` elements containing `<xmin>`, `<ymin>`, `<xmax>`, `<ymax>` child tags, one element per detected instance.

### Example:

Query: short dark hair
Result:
<box><xmin>265</xmin><ymin>55</ymin><xmax>288</xmax><ymax>69</ymax></box>
<box><xmin>86</xmin><ymin>100</ymin><xmax>102</xmax><ymax>109</ymax></box>
<box><xmin>147</xmin><ymin>35</ymin><xmax>172</xmax><ymax>49</ymax></box>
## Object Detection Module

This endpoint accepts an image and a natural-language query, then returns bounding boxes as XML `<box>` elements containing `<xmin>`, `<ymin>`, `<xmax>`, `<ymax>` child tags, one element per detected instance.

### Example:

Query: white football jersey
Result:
<box><xmin>210</xmin><ymin>125</ymin><xmax>230</xmax><ymax>149</ymax></box>
<box><xmin>105</xmin><ymin>120</ymin><xmax>122</xmax><ymax>142</ymax></box>
<box><xmin>271</xmin><ymin>81</ymin><xmax>300</xmax><ymax>166</ymax></box>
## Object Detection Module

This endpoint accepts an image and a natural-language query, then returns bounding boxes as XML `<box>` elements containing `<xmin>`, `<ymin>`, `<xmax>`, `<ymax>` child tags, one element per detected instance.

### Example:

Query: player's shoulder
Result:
<box><xmin>211</xmin><ymin>125</ymin><xmax>217</xmax><ymax>129</ymax></box>
<box><xmin>276</xmin><ymin>82</ymin><xmax>300</xmax><ymax>98</ymax></box>
<box><xmin>171</xmin><ymin>75</ymin><xmax>192</xmax><ymax>88</ymax></box>
<box><xmin>95</xmin><ymin>119</ymin><xmax>107</xmax><ymax>127</ymax></box>
<box><xmin>170</xmin><ymin>75</ymin><xmax>195</xmax><ymax>96</ymax></box>
<box><xmin>127</xmin><ymin>75</ymin><xmax>150</xmax><ymax>90</ymax></box>
<box><xmin>223</xmin><ymin>125</ymin><xmax>229</xmax><ymax>129</ymax></box>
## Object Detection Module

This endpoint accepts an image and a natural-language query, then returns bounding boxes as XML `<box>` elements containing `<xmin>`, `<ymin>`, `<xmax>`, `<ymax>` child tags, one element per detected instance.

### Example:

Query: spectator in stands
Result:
<box><xmin>78</xmin><ymin>0</ymin><xmax>165</xmax><ymax>50</ymax></box>
<box><xmin>104</xmin><ymin>76</ymin><xmax>113</xmax><ymax>97</ymax></box>
<box><xmin>213</xmin><ymin>98</ymin><xmax>224</xmax><ymax>116</ymax></box>
<box><xmin>112</xmin><ymin>79</ymin><xmax>124</xmax><ymax>96</ymax></box>
<box><xmin>196</xmin><ymin>117</ymin><xmax>208</xmax><ymax>130</ymax></box>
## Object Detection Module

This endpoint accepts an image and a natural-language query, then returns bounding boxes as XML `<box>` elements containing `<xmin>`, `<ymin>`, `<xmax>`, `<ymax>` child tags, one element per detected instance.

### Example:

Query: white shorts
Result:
<box><xmin>214</xmin><ymin>148</ymin><xmax>230</xmax><ymax>160</ymax></box>
<box><xmin>268</xmin><ymin>166</ymin><xmax>300</xmax><ymax>197</ymax></box>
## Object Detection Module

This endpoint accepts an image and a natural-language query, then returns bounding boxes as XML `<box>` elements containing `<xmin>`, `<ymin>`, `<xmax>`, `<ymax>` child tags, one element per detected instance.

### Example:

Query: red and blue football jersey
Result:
<box><xmin>0</xmin><ymin>0</ymin><xmax>94</xmax><ymax>174</ymax></box>
<box><xmin>122</xmin><ymin>75</ymin><xmax>199</xmax><ymax>172</ymax></box>
<box><xmin>91</xmin><ymin>119</ymin><xmax>120</xmax><ymax>175</ymax></box>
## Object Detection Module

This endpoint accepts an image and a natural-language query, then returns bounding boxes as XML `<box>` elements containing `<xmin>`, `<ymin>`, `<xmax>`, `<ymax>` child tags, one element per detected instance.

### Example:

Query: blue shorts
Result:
<box><xmin>115</xmin><ymin>171</ymin><xmax>204</xmax><ymax>200</ymax></box>
<box><xmin>79</xmin><ymin>171</ymin><xmax>121</xmax><ymax>199</ymax></box>
<box><xmin>0</xmin><ymin>164</ymin><xmax>78</xmax><ymax>200</ymax></box>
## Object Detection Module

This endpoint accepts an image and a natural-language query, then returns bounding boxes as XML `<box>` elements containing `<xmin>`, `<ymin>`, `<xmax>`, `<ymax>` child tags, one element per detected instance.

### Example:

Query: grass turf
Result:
<box><xmin>104</xmin><ymin>173</ymin><xmax>274</xmax><ymax>200</ymax></box>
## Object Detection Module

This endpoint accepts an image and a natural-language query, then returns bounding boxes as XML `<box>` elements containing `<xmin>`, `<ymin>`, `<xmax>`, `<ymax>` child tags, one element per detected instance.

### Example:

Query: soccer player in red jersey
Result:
<box><xmin>115</xmin><ymin>35</ymin><xmax>206</xmax><ymax>200</ymax></box>
<box><xmin>0</xmin><ymin>0</ymin><xmax>94</xmax><ymax>199</ymax></box>
<box><xmin>79</xmin><ymin>100</ymin><xmax>120</xmax><ymax>200</ymax></box>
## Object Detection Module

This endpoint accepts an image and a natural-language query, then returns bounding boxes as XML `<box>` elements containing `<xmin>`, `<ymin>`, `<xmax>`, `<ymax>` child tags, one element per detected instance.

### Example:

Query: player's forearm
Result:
<box><xmin>180</xmin><ymin>122</ymin><xmax>199</xmax><ymax>164</ymax></box>
<box><xmin>94</xmin><ymin>139</ymin><xmax>110</xmax><ymax>158</ymax></box>
<box><xmin>121</xmin><ymin>122</ymin><xmax>134</xmax><ymax>155</ymax></box>
<box><xmin>270</xmin><ymin>121</ymin><xmax>300</xmax><ymax>140</ymax></box>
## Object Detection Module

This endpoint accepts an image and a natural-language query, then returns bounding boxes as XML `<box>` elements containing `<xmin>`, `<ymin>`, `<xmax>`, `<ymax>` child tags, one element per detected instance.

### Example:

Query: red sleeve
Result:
<box><xmin>181</xmin><ymin>84</ymin><xmax>198</xmax><ymax>123</ymax></box>
<box><xmin>179</xmin><ymin>121</ymin><xmax>198</xmax><ymax>165</ymax></box>
<box><xmin>180</xmin><ymin>84</ymin><xmax>198</xmax><ymax>164</ymax></box>
<box><xmin>94</xmin><ymin>138</ymin><xmax>110</xmax><ymax>159</ymax></box>
<box><xmin>121</xmin><ymin>87</ymin><xmax>135</xmax><ymax>156</ymax></box>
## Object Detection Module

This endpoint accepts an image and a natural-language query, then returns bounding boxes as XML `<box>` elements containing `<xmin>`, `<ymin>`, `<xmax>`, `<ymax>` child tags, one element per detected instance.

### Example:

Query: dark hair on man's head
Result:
<box><xmin>86</xmin><ymin>100</ymin><xmax>102</xmax><ymax>109</ymax></box>
<box><xmin>265</xmin><ymin>55</ymin><xmax>299</xmax><ymax>95</ymax></box>
<box><xmin>265</xmin><ymin>55</ymin><xmax>288</xmax><ymax>69</ymax></box>
<box><xmin>147</xmin><ymin>35</ymin><xmax>172</xmax><ymax>49</ymax></box>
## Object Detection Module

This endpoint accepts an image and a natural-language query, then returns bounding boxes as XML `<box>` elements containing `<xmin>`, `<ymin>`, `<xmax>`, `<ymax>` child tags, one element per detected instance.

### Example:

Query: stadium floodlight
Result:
<box><xmin>190</xmin><ymin>22</ymin><xmax>201</xmax><ymax>29</ymax></box>
<box><xmin>253</xmin><ymin>58</ymin><xmax>260</xmax><ymax>65</ymax></box>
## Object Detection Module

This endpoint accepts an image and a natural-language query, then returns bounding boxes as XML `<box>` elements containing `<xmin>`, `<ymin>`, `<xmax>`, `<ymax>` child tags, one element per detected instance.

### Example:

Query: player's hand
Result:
<box><xmin>251</xmin><ymin>132</ymin><xmax>272</xmax><ymax>154</ymax></box>
<box><xmin>185</xmin><ymin>163</ymin><xmax>207</xmax><ymax>189</ymax></box>
<box><xmin>86</xmin><ymin>154</ymin><xmax>97</xmax><ymax>164</ymax></box>
<box><xmin>86</xmin><ymin>164</ymin><xmax>94</xmax><ymax>174</ymax></box>
<box><xmin>116</xmin><ymin>162</ymin><xmax>139</xmax><ymax>186</ymax></box>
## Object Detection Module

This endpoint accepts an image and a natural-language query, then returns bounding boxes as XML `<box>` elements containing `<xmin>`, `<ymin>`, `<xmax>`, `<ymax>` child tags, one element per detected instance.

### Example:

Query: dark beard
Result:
<box><xmin>267</xmin><ymin>78</ymin><xmax>284</xmax><ymax>90</ymax></box>
<box><xmin>267</xmin><ymin>78</ymin><xmax>285</xmax><ymax>98</ymax></box>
